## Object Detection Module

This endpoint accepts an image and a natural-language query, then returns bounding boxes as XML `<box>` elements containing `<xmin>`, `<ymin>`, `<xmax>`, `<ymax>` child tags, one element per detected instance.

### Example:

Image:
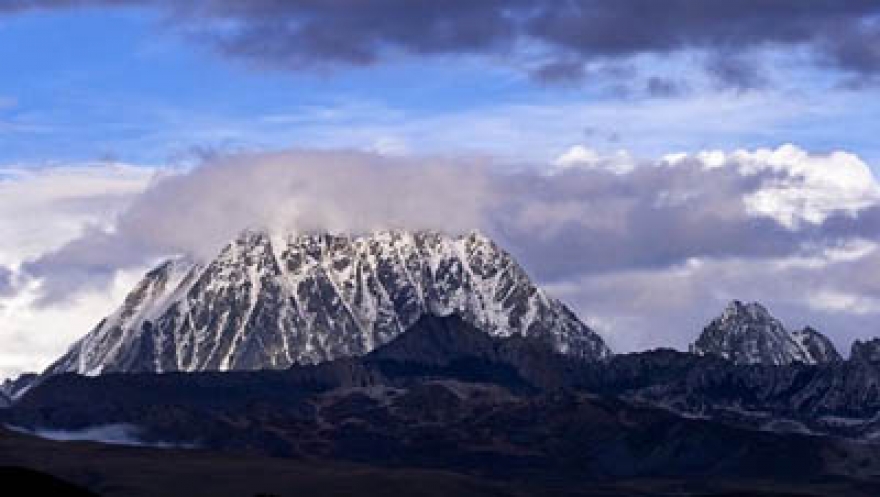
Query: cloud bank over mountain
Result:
<box><xmin>2</xmin><ymin>144</ymin><xmax>879</xmax><ymax>375</ymax></box>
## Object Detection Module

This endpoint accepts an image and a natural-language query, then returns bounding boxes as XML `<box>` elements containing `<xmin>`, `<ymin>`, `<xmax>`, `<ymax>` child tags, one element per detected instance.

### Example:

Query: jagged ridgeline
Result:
<box><xmin>48</xmin><ymin>230</ymin><xmax>610</xmax><ymax>375</ymax></box>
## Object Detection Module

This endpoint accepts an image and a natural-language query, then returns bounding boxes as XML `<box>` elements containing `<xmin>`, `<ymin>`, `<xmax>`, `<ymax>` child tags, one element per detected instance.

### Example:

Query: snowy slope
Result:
<box><xmin>791</xmin><ymin>326</ymin><xmax>842</xmax><ymax>363</ymax></box>
<box><xmin>47</xmin><ymin>230</ymin><xmax>610</xmax><ymax>375</ymax></box>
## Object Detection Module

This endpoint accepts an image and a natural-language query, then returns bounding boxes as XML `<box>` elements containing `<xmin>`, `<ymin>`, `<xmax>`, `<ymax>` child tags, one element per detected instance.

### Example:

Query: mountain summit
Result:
<box><xmin>690</xmin><ymin>300</ymin><xmax>840</xmax><ymax>365</ymax></box>
<box><xmin>47</xmin><ymin>230</ymin><xmax>609</xmax><ymax>375</ymax></box>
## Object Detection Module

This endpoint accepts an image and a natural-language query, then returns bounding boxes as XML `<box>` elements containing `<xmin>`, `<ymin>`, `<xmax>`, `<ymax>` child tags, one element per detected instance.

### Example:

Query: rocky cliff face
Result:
<box><xmin>690</xmin><ymin>300</ymin><xmax>840</xmax><ymax>365</ymax></box>
<box><xmin>792</xmin><ymin>326</ymin><xmax>843</xmax><ymax>363</ymax></box>
<box><xmin>47</xmin><ymin>230</ymin><xmax>609</xmax><ymax>375</ymax></box>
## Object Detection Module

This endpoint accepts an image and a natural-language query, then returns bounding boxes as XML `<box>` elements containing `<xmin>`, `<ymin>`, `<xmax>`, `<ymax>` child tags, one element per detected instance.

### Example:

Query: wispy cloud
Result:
<box><xmin>6</xmin><ymin>423</ymin><xmax>196</xmax><ymax>448</ymax></box>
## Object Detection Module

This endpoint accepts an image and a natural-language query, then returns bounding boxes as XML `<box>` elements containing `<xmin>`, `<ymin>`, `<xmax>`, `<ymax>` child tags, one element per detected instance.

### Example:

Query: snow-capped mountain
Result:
<box><xmin>690</xmin><ymin>300</ymin><xmax>840</xmax><ymax>365</ymax></box>
<box><xmin>47</xmin><ymin>230</ymin><xmax>610</xmax><ymax>375</ymax></box>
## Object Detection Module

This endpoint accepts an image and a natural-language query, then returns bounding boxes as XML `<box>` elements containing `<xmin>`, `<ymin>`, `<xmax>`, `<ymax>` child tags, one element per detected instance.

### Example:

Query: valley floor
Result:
<box><xmin>1</xmin><ymin>427</ymin><xmax>878</xmax><ymax>497</ymax></box>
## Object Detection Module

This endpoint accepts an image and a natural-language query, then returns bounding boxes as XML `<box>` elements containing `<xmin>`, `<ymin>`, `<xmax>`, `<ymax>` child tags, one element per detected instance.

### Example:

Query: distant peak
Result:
<box><xmin>694</xmin><ymin>300</ymin><xmax>839</xmax><ymax>365</ymax></box>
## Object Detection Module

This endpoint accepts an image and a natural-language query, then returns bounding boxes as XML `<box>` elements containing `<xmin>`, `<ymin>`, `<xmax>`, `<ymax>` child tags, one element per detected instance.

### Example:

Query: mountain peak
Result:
<box><xmin>721</xmin><ymin>300</ymin><xmax>772</xmax><ymax>322</ymax></box>
<box><xmin>691</xmin><ymin>301</ymin><xmax>839</xmax><ymax>365</ymax></box>
<box><xmin>46</xmin><ymin>229</ymin><xmax>609</xmax><ymax>376</ymax></box>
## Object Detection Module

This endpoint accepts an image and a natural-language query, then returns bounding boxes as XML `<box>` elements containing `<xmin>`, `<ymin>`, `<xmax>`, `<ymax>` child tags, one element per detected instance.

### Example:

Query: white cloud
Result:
<box><xmin>554</xmin><ymin>145</ymin><xmax>635</xmax><ymax>174</ymax></box>
<box><xmin>0</xmin><ymin>266</ymin><xmax>146</xmax><ymax>378</ymax></box>
<box><xmin>645</xmin><ymin>143</ymin><xmax>880</xmax><ymax>228</ymax></box>
<box><xmin>0</xmin><ymin>164</ymin><xmax>156</xmax><ymax>268</ymax></box>
<box><xmin>806</xmin><ymin>290</ymin><xmax>880</xmax><ymax>316</ymax></box>
<box><xmin>370</xmin><ymin>136</ymin><xmax>409</xmax><ymax>156</ymax></box>
<box><xmin>737</xmin><ymin>144</ymin><xmax>880</xmax><ymax>227</ymax></box>
<box><xmin>552</xmin><ymin>141</ymin><xmax>880</xmax><ymax>235</ymax></box>
<box><xmin>172</xmin><ymin>86</ymin><xmax>877</xmax><ymax>169</ymax></box>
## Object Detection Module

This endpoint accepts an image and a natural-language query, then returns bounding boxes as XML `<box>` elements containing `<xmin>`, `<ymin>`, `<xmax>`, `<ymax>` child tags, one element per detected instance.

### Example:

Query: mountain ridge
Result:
<box><xmin>6</xmin><ymin>313</ymin><xmax>880</xmax><ymax>491</ymax></box>
<box><xmin>11</xmin><ymin>313</ymin><xmax>880</xmax><ymax>440</ymax></box>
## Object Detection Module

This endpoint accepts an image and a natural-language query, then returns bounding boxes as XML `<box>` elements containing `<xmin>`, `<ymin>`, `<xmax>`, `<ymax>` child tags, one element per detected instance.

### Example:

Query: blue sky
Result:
<box><xmin>0</xmin><ymin>6</ymin><xmax>547</xmax><ymax>163</ymax></box>
<box><xmin>2</xmin><ymin>4</ymin><xmax>879</xmax><ymax>168</ymax></box>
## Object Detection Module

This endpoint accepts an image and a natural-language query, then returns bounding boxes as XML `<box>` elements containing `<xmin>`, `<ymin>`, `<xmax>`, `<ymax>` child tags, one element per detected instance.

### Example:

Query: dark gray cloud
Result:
<box><xmin>0</xmin><ymin>266</ymin><xmax>13</xmax><ymax>297</ymax></box>
<box><xmin>533</xmin><ymin>60</ymin><xmax>586</xmax><ymax>85</ymax></box>
<box><xmin>181</xmin><ymin>0</ymin><xmax>518</xmax><ymax>67</ymax></box>
<box><xmin>21</xmin><ymin>226</ymin><xmax>154</xmax><ymax>304</ymax></box>
<box><xmin>492</xmin><ymin>163</ymin><xmax>809</xmax><ymax>282</ymax></box>
<box><xmin>704</xmin><ymin>52</ymin><xmax>766</xmax><ymax>90</ymax></box>
<box><xmin>822</xmin><ymin>14</ymin><xmax>880</xmax><ymax>75</ymax></box>
<box><xmin>4</xmin><ymin>0</ymin><xmax>880</xmax><ymax>87</ymax></box>
<box><xmin>645</xmin><ymin>76</ymin><xmax>686</xmax><ymax>97</ymax></box>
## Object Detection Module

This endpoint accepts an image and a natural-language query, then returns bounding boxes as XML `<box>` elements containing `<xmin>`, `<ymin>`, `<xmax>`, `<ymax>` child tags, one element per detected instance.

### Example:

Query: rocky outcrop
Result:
<box><xmin>792</xmin><ymin>326</ymin><xmax>842</xmax><ymax>363</ymax></box>
<box><xmin>1</xmin><ymin>373</ymin><xmax>40</xmax><ymax>401</ymax></box>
